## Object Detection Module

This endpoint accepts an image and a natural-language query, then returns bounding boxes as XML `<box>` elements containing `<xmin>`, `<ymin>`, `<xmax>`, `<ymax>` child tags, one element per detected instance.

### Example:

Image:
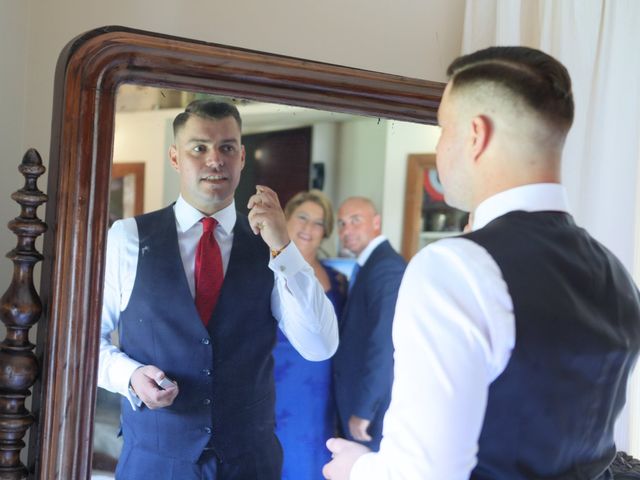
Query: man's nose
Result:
<box><xmin>205</xmin><ymin>151</ymin><xmax>223</xmax><ymax>167</ymax></box>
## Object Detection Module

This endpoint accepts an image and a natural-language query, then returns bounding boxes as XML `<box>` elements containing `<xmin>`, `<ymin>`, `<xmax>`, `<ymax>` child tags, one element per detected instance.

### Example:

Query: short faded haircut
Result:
<box><xmin>173</xmin><ymin>100</ymin><xmax>242</xmax><ymax>137</ymax></box>
<box><xmin>446</xmin><ymin>46</ymin><xmax>574</xmax><ymax>133</ymax></box>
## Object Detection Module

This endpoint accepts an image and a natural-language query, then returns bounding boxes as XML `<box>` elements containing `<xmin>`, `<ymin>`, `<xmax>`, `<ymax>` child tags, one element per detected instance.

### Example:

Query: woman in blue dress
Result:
<box><xmin>275</xmin><ymin>190</ymin><xmax>347</xmax><ymax>479</ymax></box>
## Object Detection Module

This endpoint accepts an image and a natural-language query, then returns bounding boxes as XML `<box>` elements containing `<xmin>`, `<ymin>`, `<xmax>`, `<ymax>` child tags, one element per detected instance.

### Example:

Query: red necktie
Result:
<box><xmin>195</xmin><ymin>217</ymin><xmax>223</xmax><ymax>326</ymax></box>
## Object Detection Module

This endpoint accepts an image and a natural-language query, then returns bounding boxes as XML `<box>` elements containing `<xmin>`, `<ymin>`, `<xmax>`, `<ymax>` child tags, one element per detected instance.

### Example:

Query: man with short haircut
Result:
<box><xmin>332</xmin><ymin>197</ymin><xmax>406</xmax><ymax>452</ymax></box>
<box><xmin>98</xmin><ymin>100</ymin><xmax>338</xmax><ymax>479</ymax></box>
<box><xmin>324</xmin><ymin>46</ymin><xmax>640</xmax><ymax>480</ymax></box>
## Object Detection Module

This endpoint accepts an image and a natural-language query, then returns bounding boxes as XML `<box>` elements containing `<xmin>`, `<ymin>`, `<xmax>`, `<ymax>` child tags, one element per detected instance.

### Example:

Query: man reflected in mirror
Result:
<box><xmin>98</xmin><ymin>100</ymin><xmax>338</xmax><ymax>479</ymax></box>
<box><xmin>332</xmin><ymin>197</ymin><xmax>406</xmax><ymax>452</ymax></box>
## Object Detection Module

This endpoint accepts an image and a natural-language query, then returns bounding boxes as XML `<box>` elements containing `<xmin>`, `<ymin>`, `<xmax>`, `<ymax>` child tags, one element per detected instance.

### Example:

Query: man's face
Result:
<box><xmin>169</xmin><ymin>115</ymin><xmax>245</xmax><ymax>215</ymax></box>
<box><xmin>435</xmin><ymin>83</ymin><xmax>471</xmax><ymax>211</ymax></box>
<box><xmin>337</xmin><ymin>199</ymin><xmax>381</xmax><ymax>257</ymax></box>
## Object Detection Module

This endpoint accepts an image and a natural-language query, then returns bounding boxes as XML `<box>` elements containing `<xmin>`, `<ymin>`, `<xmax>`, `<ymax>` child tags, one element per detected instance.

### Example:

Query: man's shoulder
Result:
<box><xmin>368</xmin><ymin>241</ymin><xmax>407</xmax><ymax>269</ymax></box>
<box><xmin>134</xmin><ymin>205</ymin><xmax>174</xmax><ymax>225</ymax></box>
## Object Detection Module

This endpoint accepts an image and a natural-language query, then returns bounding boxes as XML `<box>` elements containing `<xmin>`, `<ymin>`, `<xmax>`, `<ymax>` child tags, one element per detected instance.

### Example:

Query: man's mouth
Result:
<box><xmin>201</xmin><ymin>174</ymin><xmax>227</xmax><ymax>183</ymax></box>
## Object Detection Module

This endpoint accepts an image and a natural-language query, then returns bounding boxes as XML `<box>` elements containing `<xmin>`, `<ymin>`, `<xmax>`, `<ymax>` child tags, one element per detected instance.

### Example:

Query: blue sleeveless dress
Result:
<box><xmin>274</xmin><ymin>263</ymin><xmax>347</xmax><ymax>479</ymax></box>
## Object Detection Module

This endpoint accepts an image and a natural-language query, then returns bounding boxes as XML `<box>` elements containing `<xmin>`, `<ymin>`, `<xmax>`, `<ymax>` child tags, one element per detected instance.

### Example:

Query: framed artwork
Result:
<box><xmin>110</xmin><ymin>162</ymin><xmax>145</xmax><ymax>224</ymax></box>
<box><xmin>401</xmin><ymin>154</ymin><xmax>468</xmax><ymax>260</ymax></box>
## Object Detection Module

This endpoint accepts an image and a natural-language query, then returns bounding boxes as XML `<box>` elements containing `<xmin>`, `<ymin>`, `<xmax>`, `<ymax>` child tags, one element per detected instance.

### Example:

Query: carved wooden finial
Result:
<box><xmin>0</xmin><ymin>148</ymin><xmax>47</xmax><ymax>479</ymax></box>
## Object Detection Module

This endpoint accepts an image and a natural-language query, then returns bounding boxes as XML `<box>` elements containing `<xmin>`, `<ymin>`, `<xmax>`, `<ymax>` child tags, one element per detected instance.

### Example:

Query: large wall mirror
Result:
<box><xmin>28</xmin><ymin>26</ymin><xmax>444</xmax><ymax>479</ymax></box>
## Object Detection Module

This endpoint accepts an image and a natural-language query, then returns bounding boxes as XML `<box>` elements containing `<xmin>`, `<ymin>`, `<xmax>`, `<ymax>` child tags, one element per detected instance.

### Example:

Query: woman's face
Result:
<box><xmin>286</xmin><ymin>200</ymin><xmax>326</xmax><ymax>257</ymax></box>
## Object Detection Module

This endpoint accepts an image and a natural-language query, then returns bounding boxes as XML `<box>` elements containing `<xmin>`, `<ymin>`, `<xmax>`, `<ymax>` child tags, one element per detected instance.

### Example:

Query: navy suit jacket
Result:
<box><xmin>332</xmin><ymin>240</ymin><xmax>406</xmax><ymax>450</ymax></box>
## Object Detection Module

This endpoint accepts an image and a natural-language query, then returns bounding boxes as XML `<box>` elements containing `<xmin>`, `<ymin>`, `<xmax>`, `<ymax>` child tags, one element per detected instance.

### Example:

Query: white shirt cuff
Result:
<box><xmin>268</xmin><ymin>241</ymin><xmax>307</xmax><ymax>278</ymax></box>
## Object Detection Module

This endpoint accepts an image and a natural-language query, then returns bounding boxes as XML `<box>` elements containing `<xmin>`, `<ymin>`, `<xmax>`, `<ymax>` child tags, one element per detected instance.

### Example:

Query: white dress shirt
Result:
<box><xmin>351</xmin><ymin>183</ymin><xmax>571</xmax><ymax>479</ymax></box>
<box><xmin>98</xmin><ymin>197</ymin><xmax>338</xmax><ymax>407</ymax></box>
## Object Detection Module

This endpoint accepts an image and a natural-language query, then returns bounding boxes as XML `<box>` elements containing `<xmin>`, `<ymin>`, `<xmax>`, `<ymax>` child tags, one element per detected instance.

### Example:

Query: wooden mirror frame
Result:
<box><xmin>30</xmin><ymin>25</ymin><xmax>444</xmax><ymax>479</ymax></box>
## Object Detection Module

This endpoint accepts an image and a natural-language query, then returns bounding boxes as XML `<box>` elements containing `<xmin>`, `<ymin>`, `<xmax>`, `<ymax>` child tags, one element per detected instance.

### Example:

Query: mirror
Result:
<box><xmin>91</xmin><ymin>86</ymin><xmax>441</xmax><ymax>476</ymax></box>
<box><xmin>29</xmin><ymin>26</ymin><xmax>444</xmax><ymax>478</ymax></box>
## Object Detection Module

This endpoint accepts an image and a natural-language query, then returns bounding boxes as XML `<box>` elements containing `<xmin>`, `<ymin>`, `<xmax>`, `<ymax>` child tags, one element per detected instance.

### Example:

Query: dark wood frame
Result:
<box><xmin>30</xmin><ymin>25</ymin><xmax>444</xmax><ymax>479</ymax></box>
<box><xmin>111</xmin><ymin>162</ymin><xmax>145</xmax><ymax>218</ymax></box>
<box><xmin>401</xmin><ymin>153</ymin><xmax>436</xmax><ymax>260</ymax></box>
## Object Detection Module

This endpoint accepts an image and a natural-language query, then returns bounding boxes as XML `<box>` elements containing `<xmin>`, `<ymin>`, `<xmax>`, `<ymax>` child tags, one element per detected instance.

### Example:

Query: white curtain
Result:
<box><xmin>461</xmin><ymin>0</ymin><xmax>640</xmax><ymax>454</ymax></box>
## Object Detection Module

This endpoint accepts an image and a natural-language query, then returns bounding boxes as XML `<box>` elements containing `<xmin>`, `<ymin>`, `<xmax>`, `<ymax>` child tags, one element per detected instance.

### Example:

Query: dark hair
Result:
<box><xmin>284</xmin><ymin>189</ymin><xmax>335</xmax><ymax>238</ymax></box>
<box><xmin>446</xmin><ymin>46</ymin><xmax>574</xmax><ymax>132</ymax></box>
<box><xmin>173</xmin><ymin>100</ymin><xmax>242</xmax><ymax>136</ymax></box>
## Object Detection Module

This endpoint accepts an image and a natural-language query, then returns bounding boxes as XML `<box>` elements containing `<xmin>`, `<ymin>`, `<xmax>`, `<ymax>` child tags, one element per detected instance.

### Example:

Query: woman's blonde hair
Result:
<box><xmin>284</xmin><ymin>189</ymin><xmax>335</xmax><ymax>238</ymax></box>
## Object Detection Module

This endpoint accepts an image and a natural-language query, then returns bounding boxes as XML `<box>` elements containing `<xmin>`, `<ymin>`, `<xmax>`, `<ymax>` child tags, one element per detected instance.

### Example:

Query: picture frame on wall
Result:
<box><xmin>109</xmin><ymin>162</ymin><xmax>145</xmax><ymax>225</ymax></box>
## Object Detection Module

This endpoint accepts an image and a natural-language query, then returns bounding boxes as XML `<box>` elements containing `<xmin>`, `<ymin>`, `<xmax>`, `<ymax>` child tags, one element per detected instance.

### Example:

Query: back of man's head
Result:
<box><xmin>173</xmin><ymin>100</ymin><xmax>242</xmax><ymax>137</ymax></box>
<box><xmin>447</xmin><ymin>46</ymin><xmax>574</xmax><ymax>141</ymax></box>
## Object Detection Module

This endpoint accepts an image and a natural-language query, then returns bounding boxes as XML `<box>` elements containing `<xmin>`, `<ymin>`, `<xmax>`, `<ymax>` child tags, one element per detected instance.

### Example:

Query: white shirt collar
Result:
<box><xmin>173</xmin><ymin>195</ymin><xmax>237</xmax><ymax>234</ymax></box>
<box><xmin>357</xmin><ymin>235</ymin><xmax>386</xmax><ymax>266</ymax></box>
<box><xmin>473</xmin><ymin>183</ymin><xmax>571</xmax><ymax>231</ymax></box>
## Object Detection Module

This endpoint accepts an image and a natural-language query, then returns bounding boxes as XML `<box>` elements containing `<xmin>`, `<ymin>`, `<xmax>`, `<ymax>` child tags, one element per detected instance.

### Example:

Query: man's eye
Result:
<box><xmin>221</xmin><ymin>145</ymin><xmax>236</xmax><ymax>153</ymax></box>
<box><xmin>193</xmin><ymin>145</ymin><xmax>207</xmax><ymax>153</ymax></box>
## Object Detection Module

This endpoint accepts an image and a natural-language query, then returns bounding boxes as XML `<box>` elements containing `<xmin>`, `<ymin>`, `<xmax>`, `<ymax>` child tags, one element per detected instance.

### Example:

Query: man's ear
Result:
<box><xmin>240</xmin><ymin>145</ymin><xmax>246</xmax><ymax>171</ymax></box>
<box><xmin>373</xmin><ymin>214</ymin><xmax>382</xmax><ymax>234</ymax></box>
<box><xmin>470</xmin><ymin>115</ymin><xmax>492</xmax><ymax>162</ymax></box>
<box><xmin>169</xmin><ymin>144</ymin><xmax>179</xmax><ymax>172</ymax></box>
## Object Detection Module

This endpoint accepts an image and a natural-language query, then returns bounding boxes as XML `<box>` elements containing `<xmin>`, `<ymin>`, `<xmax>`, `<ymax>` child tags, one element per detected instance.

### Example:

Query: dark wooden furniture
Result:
<box><xmin>0</xmin><ymin>149</ymin><xmax>47</xmax><ymax>479</ymax></box>
<box><xmin>12</xmin><ymin>26</ymin><xmax>444</xmax><ymax>479</ymax></box>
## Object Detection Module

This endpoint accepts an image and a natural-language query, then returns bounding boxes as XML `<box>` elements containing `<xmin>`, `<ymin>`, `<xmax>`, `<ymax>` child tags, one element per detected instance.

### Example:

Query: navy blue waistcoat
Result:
<box><xmin>120</xmin><ymin>206</ymin><xmax>278</xmax><ymax>462</ymax></box>
<box><xmin>464</xmin><ymin>211</ymin><xmax>640</xmax><ymax>480</ymax></box>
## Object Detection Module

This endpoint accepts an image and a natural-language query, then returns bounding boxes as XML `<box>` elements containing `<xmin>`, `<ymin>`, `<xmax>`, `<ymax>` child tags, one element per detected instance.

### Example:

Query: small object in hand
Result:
<box><xmin>156</xmin><ymin>376</ymin><xmax>175</xmax><ymax>390</ymax></box>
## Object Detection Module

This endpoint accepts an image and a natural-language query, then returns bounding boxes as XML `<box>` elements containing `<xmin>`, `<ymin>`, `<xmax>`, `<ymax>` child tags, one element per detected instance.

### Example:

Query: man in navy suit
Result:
<box><xmin>332</xmin><ymin>197</ymin><xmax>406</xmax><ymax>451</ymax></box>
<box><xmin>98</xmin><ymin>100</ymin><xmax>338</xmax><ymax>479</ymax></box>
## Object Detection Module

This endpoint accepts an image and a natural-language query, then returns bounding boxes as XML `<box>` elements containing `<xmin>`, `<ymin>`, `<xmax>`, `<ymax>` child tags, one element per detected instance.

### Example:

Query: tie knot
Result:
<box><xmin>201</xmin><ymin>217</ymin><xmax>218</xmax><ymax>233</ymax></box>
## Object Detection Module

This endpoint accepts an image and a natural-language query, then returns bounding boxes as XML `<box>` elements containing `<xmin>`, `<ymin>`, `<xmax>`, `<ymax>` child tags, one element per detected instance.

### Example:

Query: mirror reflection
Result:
<box><xmin>93</xmin><ymin>85</ymin><xmax>442</xmax><ymax>479</ymax></box>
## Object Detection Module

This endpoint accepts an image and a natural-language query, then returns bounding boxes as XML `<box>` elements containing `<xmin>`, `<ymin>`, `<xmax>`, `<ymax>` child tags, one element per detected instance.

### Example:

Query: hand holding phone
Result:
<box><xmin>156</xmin><ymin>375</ymin><xmax>176</xmax><ymax>390</ymax></box>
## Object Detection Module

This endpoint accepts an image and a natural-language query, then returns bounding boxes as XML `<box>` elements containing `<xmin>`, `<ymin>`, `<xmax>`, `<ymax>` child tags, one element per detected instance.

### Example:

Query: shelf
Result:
<box><xmin>418</xmin><ymin>230</ymin><xmax>462</xmax><ymax>249</ymax></box>
<box><xmin>419</xmin><ymin>231</ymin><xmax>461</xmax><ymax>240</ymax></box>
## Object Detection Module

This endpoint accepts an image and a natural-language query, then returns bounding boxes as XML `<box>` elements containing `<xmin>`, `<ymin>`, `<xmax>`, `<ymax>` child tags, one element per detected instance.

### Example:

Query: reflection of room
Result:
<box><xmin>93</xmin><ymin>85</ymin><xmax>443</xmax><ymax>476</ymax></box>
<box><xmin>112</xmin><ymin>86</ymin><xmax>442</xmax><ymax>256</ymax></box>
<box><xmin>93</xmin><ymin>86</ymin><xmax>442</xmax><ymax>476</ymax></box>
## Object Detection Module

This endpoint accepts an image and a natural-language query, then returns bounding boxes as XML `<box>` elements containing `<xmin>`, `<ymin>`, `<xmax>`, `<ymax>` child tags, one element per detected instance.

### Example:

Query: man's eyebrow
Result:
<box><xmin>185</xmin><ymin>137</ymin><xmax>239</xmax><ymax>144</ymax></box>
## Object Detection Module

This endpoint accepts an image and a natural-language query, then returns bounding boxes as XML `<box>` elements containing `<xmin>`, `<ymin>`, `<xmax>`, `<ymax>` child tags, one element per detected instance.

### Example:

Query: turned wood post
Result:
<box><xmin>0</xmin><ymin>149</ymin><xmax>47</xmax><ymax>479</ymax></box>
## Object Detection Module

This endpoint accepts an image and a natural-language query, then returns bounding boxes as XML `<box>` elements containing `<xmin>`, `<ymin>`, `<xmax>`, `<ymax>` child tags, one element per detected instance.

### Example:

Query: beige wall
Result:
<box><xmin>0</xmin><ymin>0</ymin><xmax>466</xmax><ymax>289</ymax></box>
<box><xmin>0</xmin><ymin>1</ymin><xmax>30</xmax><ymax>292</ymax></box>
<box><xmin>382</xmin><ymin>121</ymin><xmax>441</xmax><ymax>249</ymax></box>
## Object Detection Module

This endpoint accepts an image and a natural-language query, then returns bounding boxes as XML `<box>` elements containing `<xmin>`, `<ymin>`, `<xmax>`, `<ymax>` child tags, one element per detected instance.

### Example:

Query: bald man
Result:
<box><xmin>332</xmin><ymin>197</ymin><xmax>406</xmax><ymax>452</ymax></box>
<box><xmin>324</xmin><ymin>46</ymin><xmax>640</xmax><ymax>480</ymax></box>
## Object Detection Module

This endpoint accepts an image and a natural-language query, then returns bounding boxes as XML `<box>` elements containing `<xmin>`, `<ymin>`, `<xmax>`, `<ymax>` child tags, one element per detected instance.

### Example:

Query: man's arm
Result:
<box><xmin>324</xmin><ymin>238</ymin><xmax>514</xmax><ymax>479</ymax></box>
<box><xmin>98</xmin><ymin>219</ymin><xmax>179</xmax><ymax>409</ymax></box>
<box><xmin>246</xmin><ymin>185</ymin><xmax>338</xmax><ymax>360</ymax></box>
<box><xmin>98</xmin><ymin>219</ymin><xmax>144</xmax><ymax>408</ymax></box>
<box><xmin>269</xmin><ymin>243</ymin><xmax>339</xmax><ymax>360</ymax></box>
